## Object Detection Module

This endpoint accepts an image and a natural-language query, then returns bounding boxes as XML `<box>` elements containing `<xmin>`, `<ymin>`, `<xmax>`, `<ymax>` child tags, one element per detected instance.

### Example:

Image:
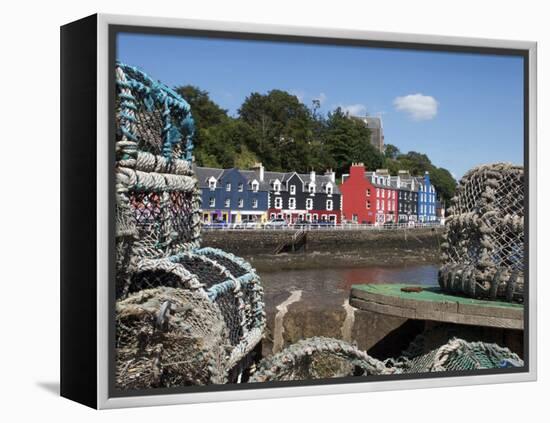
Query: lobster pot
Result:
<box><xmin>114</xmin><ymin>62</ymin><xmax>265</xmax><ymax>382</ymax></box>
<box><xmin>439</xmin><ymin>163</ymin><xmax>524</xmax><ymax>302</ymax></box>
<box><xmin>116</xmin><ymin>287</ymin><xmax>230</xmax><ymax>389</ymax></box>
<box><xmin>250</xmin><ymin>336</ymin><xmax>523</xmax><ymax>382</ymax></box>
<box><xmin>115</xmin><ymin>63</ymin><xmax>202</xmax><ymax>294</ymax></box>
<box><xmin>124</xmin><ymin>247</ymin><xmax>266</xmax><ymax>372</ymax></box>
<box><xmin>250</xmin><ymin>337</ymin><xmax>395</xmax><ymax>382</ymax></box>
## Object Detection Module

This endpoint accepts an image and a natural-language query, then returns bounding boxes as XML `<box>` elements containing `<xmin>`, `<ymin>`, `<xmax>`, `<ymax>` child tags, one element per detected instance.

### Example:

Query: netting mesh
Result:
<box><xmin>116</xmin><ymin>287</ymin><xmax>230</xmax><ymax>389</ymax></box>
<box><xmin>114</xmin><ymin>63</ymin><xmax>265</xmax><ymax>388</ymax></box>
<box><xmin>439</xmin><ymin>163</ymin><xmax>524</xmax><ymax>302</ymax></box>
<box><xmin>250</xmin><ymin>336</ymin><xmax>523</xmax><ymax>382</ymax></box>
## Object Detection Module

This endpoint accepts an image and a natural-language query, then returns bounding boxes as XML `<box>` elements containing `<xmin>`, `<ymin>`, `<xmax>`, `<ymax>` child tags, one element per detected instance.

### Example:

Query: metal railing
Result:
<box><xmin>201</xmin><ymin>221</ymin><xmax>444</xmax><ymax>231</ymax></box>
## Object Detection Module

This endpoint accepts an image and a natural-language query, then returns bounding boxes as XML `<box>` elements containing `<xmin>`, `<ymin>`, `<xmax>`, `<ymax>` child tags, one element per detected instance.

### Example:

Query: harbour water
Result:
<box><xmin>259</xmin><ymin>263</ymin><xmax>439</xmax><ymax>354</ymax></box>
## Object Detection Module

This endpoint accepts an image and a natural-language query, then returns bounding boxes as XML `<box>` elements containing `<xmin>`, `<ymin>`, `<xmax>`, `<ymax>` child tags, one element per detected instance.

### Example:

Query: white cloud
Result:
<box><xmin>393</xmin><ymin>93</ymin><xmax>438</xmax><ymax>121</ymax></box>
<box><xmin>338</xmin><ymin>103</ymin><xmax>367</xmax><ymax>116</ymax></box>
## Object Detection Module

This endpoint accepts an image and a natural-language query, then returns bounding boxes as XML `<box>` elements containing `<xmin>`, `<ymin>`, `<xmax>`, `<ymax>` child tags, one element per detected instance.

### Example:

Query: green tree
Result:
<box><xmin>323</xmin><ymin>108</ymin><xmax>383</xmax><ymax>175</ymax></box>
<box><xmin>175</xmin><ymin>85</ymin><xmax>228</xmax><ymax>127</ymax></box>
<box><xmin>239</xmin><ymin>90</ymin><xmax>314</xmax><ymax>171</ymax></box>
<box><xmin>384</xmin><ymin>143</ymin><xmax>400</xmax><ymax>160</ymax></box>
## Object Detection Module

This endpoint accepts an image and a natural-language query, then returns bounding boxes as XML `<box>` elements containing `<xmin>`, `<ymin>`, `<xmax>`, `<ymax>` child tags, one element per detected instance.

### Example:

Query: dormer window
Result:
<box><xmin>325</xmin><ymin>183</ymin><xmax>333</xmax><ymax>195</ymax></box>
<box><xmin>308</xmin><ymin>183</ymin><xmax>315</xmax><ymax>194</ymax></box>
<box><xmin>290</xmin><ymin>185</ymin><xmax>296</xmax><ymax>195</ymax></box>
<box><xmin>273</xmin><ymin>180</ymin><xmax>281</xmax><ymax>193</ymax></box>
<box><xmin>251</xmin><ymin>180</ymin><xmax>259</xmax><ymax>192</ymax></box>
<box><xmin>208</xmin><ymin>177</ymin><xmax>217</xmax><ymax>191</ymax></box>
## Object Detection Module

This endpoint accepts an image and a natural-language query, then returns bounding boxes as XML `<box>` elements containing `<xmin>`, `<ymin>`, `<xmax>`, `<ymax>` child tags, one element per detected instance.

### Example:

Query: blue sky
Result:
<box><xmin>117</xmin><ymin>33</ymin><xmax>524</xmax><ymax>179</ymax></box>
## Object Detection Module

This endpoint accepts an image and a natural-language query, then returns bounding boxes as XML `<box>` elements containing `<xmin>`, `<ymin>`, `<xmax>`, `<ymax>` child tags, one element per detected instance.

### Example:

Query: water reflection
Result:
<box><xmin>261</xmin><ymin>264</ymin><xmax>438</xmax><ymax>301</ymax></box>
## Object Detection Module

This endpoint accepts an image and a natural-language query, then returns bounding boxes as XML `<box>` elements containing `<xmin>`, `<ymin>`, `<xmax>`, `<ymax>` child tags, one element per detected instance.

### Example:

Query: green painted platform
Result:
<box><xmin>350</xmin><ymin>284</ymin><xmax>524</xmax><ymax>330</ymax></box>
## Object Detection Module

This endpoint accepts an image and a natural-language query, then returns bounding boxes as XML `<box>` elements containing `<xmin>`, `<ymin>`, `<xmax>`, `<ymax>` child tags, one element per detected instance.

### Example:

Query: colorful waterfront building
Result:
<box><xmin>194</xmin><ymin>166</ymin><xmax>269</xmax><ymax>223</ymax></box>
<box><xmin>340</xmin><ymin>163</ymin><xmax>398</xmax><ymax>224</ymax></box>
<box><xmin>415</xmin><ymin>171</ymin><xmax>437</xmax><ymax>222</ymax></box>
<box><xmin>264</xmin><ymin>166</ymin><xmax>342</xmax><ymax>223</ymax></box>
<box><xmin>365</xmin><ymin>169</ymin><xmax>398</xmax><ymax>224</ymax></box>
<box><xmin>391</xmin><ymin>170</ymin><xmax>419</xmax><ymax>223</ymax></box>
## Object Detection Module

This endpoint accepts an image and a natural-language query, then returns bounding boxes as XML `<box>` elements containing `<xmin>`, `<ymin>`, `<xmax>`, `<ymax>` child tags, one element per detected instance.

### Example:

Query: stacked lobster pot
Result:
<box><xmin>249</xmin><ymin>336</ymin><xmax>523</xmax><ymax>382</ymax></box>
<box><xmin>439</xmin><ymin>163</ymin><xmax>525</xmax><ymax>303</ymax></box>
<box><xmin>114</xmin><ymin>63</ymin><xmax>265</xmax><ymax>389</ymax></box>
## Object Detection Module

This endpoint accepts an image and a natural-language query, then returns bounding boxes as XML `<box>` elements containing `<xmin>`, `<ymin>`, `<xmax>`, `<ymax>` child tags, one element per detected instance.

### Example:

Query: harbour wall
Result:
<box><xmin>201</xmin><ymin>227</ymin><xmax>444</xmax><ymax>257</ymax></box>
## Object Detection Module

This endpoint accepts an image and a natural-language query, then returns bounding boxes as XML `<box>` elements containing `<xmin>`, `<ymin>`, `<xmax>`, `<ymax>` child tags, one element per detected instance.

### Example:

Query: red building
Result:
<box><xmin>340</xmin><ymin>163</ymin><xmax>398</xmax><ymax>224</ymax></box>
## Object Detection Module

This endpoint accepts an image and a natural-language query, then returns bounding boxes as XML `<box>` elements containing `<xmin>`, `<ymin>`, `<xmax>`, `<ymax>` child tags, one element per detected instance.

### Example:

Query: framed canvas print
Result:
<box><xmin>60</xmin><ymin>14</ymin><xmax>537</xmax><ymax>409</ymax></box>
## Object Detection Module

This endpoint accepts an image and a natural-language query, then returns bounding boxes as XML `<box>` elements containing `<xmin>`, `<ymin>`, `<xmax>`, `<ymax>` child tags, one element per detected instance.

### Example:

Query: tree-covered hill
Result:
<box><xmin>175</xmin><ymin>85</ymin><xmax>457</xmax><ymax>203</ymax></box>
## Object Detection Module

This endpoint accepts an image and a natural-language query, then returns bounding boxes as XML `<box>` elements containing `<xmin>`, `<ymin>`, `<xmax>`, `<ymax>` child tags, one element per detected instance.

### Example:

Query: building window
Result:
<box><xmin>252</xmin><ymin>198</ymin><xmax>258</xmax><ymax>209</ymax></box>
<box><xmin>366</xmin><ymin>188</ymin><xmax>371</xmax><ymax>196</ymax></box>
<box><xmin>376</xmin><ymin>188</ymin><xmax>380</xmax><ymax>198</ymax></box>
<box><xmin>238</xmin><ymin>198</ymin><xmax>244</xmax><ymax>208</ymax></box>
<box><xmin>392</xmin><ymin>191</ymin><xmax>396</xmax><ymax>199</ymax></box>
<box><xmin>313</xmin><ymin>213</ymin><xmax>318</xmax><ymax>221</ymax></box>
<box><xmin>306</xmin><ymin>198</ymin><xmax>313</xmax><ymax>210</ymax></box>
<box><xmin>238</xmin><ymin>183</ymin><xmax>244</xmax><ymax>192</ymax></box>
<box><xmin>381</xmin><ymin>189</ymin><xmax>385</xmax><ymax>198</ymax></box>
<box><xmin>326</xmin><ymin>199</ymin><xmax>333</xmax><ymax>211</ymax></box>
<box><xmin>376</xmin><ymin>200</ymin><xmax>380</xmax><ymax>210</ymax></box>
<box><xmin>326</xmin><ymin>185</ymin><xmax>333</xmax><ymax>195</ymax></box>
<box><xmin>290</xmin><ymin>185</ymin><xmax>296</xmax><ymax>195</ymax></box>
<box><xmin>225</xmin><ymin>183</ymin><xmax>231</xmax><ymax>192</ymax></box>
<box><xmin>224</xmin><ymin>198</ymin><xmax>230</xmax><ymax>208</ymax></box>
<box><xmin>289</xmin><ymin>198</ymin><xmax>296</xmax><ymax>209</ymax></box>
<box><xmin>275</xmin><ymin>197</ymin><xmax>283</xmax><ymax>209</ymax></box>
<box><xmin>208</xmin><ymin>178</ymin><xmax>216</xmax><ymax>190</ymax></box>
<box><xmin>209</xmin><ymin>197</ymin><xmax>215</xmax><ymax>207</ymax></box>
<box><xmin>251</xmin><ymin>180</ymin><xmax>259</xmax><ymax>192</ymax></box>
<box><xmin>309</xmin><ymin>184</ymin><xmax>315</xmax><ymax>194</ymax></box>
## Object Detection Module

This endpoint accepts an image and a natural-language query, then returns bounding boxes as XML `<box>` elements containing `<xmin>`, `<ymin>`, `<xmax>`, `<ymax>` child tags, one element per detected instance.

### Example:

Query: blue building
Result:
<box><xmin>416</xmin><ymin>171</ymin><xmax>437</xmax><ymax>222</ymax></box>
<box><xmin>194</xmin><ymin>165</ymin><xmax>270</xmax><ymax>223</ymax></box>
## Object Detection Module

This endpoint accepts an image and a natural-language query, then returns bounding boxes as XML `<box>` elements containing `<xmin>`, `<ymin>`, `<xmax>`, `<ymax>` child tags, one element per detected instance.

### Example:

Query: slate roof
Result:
<box><xmin>193</xmin><ymin>166</ymin><xmax>224</xmax><ymax>189</ymax></box>
<box><xmin>194</xmin><ymin>166</ymin><xmax>340</xmax><ymax>194</ymax></box>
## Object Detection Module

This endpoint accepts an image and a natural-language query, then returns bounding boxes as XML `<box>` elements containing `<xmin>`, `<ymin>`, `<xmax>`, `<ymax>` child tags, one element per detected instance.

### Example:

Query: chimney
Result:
<box><xmin>252</xmin><ymin>162</ymin><xmax>264</xmax><ymax>182</ymax></box>
<box><xmin>398</xmin><ymin>169</ymin><xmax>411</xmax><ymax>178</ymax></box>
<box><xmin>325</xmin><ymin>168</ymin><xmax>336</xmax><ymax>183</ymax></box>
<box><xmin>349</xmin><ymin>162</ymin><xmax>366</xmax><ymax>179</ymax></box>
<box><xmin>310</xmin><ymin>169</ymin><xmax>316</xmax><ymax>183</ymax></box>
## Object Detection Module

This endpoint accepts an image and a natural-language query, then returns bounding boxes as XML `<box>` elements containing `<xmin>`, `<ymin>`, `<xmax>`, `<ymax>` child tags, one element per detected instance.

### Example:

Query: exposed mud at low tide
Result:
<box><xmin>245</xmin><ymin>248</ymin><xmax>440</xmax><ymax>273</ymax></box>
